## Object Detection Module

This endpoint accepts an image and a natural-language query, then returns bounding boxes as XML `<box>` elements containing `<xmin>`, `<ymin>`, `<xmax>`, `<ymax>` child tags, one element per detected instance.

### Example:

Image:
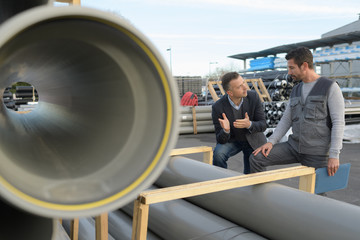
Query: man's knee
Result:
<box><xmin>213</xmin><ymin>151</ymin><xmax>227</xmax><ymax>166</ymax></box>
<box><xmin>249</xmin><ymin>153</ymin><xmax>265</xmax><ymax>173</ymax></box>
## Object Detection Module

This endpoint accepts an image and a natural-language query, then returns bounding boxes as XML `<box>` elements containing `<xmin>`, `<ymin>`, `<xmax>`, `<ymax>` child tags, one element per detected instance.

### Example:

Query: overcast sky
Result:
<box><xmin>75</xmin><ymin>0</ymin><xmax>360</xmax><ymax>76</ymax></box>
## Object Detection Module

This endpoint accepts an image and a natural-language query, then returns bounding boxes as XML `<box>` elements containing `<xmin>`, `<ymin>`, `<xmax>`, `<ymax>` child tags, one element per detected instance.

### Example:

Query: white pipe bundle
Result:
<box><xmin>179</xmin><ymin>105</ymin><xmax>214</xmax><ymax>134</ymax></box>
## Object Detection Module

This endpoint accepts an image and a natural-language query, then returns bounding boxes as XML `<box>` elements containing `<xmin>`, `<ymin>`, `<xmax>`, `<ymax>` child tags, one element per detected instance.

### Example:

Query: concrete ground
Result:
<box><xmin>175</xmin><ymin>132</ymin><xmax>360</xmax><ymax>207</ymax></box>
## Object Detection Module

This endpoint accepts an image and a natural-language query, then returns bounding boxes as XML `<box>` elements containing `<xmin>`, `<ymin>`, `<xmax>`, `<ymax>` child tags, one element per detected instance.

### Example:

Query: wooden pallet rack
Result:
<box><xmin>207</xmin><ymin>78</ymin><xmax>272</xmax><ymax>102</ymax></box>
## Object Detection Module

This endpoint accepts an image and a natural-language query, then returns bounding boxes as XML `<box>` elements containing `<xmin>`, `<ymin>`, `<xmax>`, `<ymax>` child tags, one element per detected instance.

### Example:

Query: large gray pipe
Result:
<box><xmin>0</xmin><ymin>6</ymin><xmax>178</xmax><ymax>218</ymax></box>
<box><xmin>155</xmin><ymin>157</ymin><xmax>360</xmax><ymax>240</ymax></box>
<box><xmin>122</xmin><ymin>186</ymin><xmax>266</xmax><ymax>240</ymax></box>
<box><xmin>0</xmin><ymin>199</ymin><xmax>66</xmax><ymax>240</ymax></box>
<box><xmin>62</xmin><ymin>217</ymin><xmax>115</xmax><ymax>240</ymax></box>
<box><xmin>0</xmin><ymin>0</ymin><xmax>48</xmax><ymax>23</ymax></box>
<box><xmin>108</xmin><ymin>210</ymin><xmax>161</xmax><ymax>240</ymax></box>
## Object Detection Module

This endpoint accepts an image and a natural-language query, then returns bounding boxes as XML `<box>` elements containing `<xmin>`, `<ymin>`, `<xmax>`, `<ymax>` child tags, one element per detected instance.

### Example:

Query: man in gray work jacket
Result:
<box><xmin>250</xmin><ymin>47</ymin><xmax>345</xmax><ymax>176</ymax></box>
<box><xmin>212</xmin><ymin>72</ymin><xmax>267</xmax><ymax>174</ymax></box>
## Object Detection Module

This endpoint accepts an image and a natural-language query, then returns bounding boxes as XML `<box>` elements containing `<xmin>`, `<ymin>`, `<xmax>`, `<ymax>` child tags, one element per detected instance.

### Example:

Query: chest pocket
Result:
<box><xmin>290</xmin><ymin>98</ymin><xmax>301</xmax><ymax>122</ymax></box>
<box><xmin>305</xmin><ymin>98</ymin><xmax>327</xmax><ymax>120</ymax></box>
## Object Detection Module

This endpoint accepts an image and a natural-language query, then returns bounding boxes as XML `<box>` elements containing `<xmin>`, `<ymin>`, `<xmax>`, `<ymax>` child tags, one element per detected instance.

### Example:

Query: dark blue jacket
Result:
<box><xmin>212</xmin><ymin>91</ymin><xmax>267</xmax><ymax>149</ymax></box>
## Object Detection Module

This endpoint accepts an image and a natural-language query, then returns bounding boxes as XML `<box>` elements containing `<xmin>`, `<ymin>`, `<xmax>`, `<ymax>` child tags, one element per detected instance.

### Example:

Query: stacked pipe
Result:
<box><xmin>180</xmin><ymin>105</ymin><xmax>215</xmax><ymax>134</ymax></box>
<box><xmin>263</xmin><ymin>101</ymin><xmax>287</xmax><ymax>128</ymax></box>
<box><xmin>246</xmin><ymin>78</ymin><xmax>293</xmax><ymax>101</ymax></box>
<box><xmin>154</xmin><ymin>156</ymin><xmax>360</xmax><ymax>240</ymax></box>
<box><xmin>344</xmin><ymin>100</ymin><xmax>360</xmax><ymax>124</ymax></box>
<box><xmin>121</xmin><ymin>186</ymin><xmax>266</xmax><ymax>240</ymax></box>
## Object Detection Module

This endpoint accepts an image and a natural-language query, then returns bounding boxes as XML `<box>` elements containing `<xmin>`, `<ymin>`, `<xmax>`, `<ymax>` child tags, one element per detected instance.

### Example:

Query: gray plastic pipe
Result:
<box><xmin>108</xmin><ymin>210</ymin><xmax>161</xmax><ymax>240</ymax></box>
<box><xmin>155</xmin><ymin>157</ymin><xmax>360</xmax><ymax>240</ymax></box>
<box><xmin>62</xmin><ymin>217</ymin><xmax>115</xmax><ymax>240</ymax></box>
<box><xmin>0</xmin><ymin>5</ymin><xmax>178</xmax><ymax>218</ymax></box>
<box><xmin>0</xmin><ymin>199</ymin><xmax>65</xmax><ymax>240</ymax></box>
<box><xmin>122</xmin><ymin>186</ymin><xmax>266</xmax><ymax>240</ymax></box>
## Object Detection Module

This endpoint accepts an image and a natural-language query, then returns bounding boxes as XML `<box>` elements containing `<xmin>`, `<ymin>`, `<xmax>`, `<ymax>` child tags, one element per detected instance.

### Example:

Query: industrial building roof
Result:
<box><xmin>229</xmin><ymin>31</ymin><xmax>360</xmax><ymax>60</ymax></box>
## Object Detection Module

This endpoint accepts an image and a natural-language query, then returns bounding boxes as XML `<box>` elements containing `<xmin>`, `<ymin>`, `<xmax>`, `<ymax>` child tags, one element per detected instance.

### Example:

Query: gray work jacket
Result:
<box><xmin>287</xmin><ymin>77</ymin><xmax>334</xmax><ymax>155</ymax></box>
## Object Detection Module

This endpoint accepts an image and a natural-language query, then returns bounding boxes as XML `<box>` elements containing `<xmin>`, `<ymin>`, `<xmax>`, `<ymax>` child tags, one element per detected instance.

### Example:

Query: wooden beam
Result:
<box><xmin>55</xmin><ymin>0</ymin><xmax>81</xmax><ymax>4</ymax></box>
<box><xmin>170</xmin><ymin>146</ymin><xmax>212</xmax><ymax>156</ymax></box>
<box><xmin>70</xmin><ymin>218</ymin><xmax>79</xmax><ymax>240</ymax></box>
<box><xmin>95</xmin><ymin>213</ymin><xmax>108</xmax><ymax>240</ymax></box>
<box><xmin>170</xmin><ymin>146</ymin><xmax>213</xmax><ymax>164</ymax></box>
<box><xmin>139</xmin><ymin>166</ymin><xmax>315</xmax><ymax>205</ymax></box>
<box><xmin>218</xmin><ymin>83</ymin><xmax>225</xmax><ymax>95</ymax></box>
<box><xmin>245</xmin><ymin>78</ymin><xmax>272</xmax><ymax>102</ymax></box>
<box><xmin>192</xmin><ymin>106</ymin><xmax>197</xmax><ymax>134</ymax></box>
<box><xmin>207</xmin><ymin>81</ymin><xmax>220</xmax><ymax>102</ymax></box>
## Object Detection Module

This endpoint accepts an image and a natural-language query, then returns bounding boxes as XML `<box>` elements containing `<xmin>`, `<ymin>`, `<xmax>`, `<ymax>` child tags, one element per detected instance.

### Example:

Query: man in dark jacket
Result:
<box><xmin>212</xmin><ymin>72</ymin><xmax>267</xmax><ymax>174</ymax></box>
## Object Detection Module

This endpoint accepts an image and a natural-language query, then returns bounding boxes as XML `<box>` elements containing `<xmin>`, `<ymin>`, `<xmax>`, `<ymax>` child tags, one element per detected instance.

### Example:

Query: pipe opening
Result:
<box><xmin>3</xmin><ymin>82</ymin><xmax>39</xmax><ymax>113</ymax></box>
<box><xmin>0</xmin><ymin>9</ymin><xmax>177</xmax><ymax>217</ymax></box>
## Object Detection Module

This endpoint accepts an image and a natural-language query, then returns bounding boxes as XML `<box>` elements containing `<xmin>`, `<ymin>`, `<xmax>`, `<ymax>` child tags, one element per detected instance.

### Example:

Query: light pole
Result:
<box><xmin>206</xmin><ymin>61</ymin><xmax>218</xmax><ymax>102</ymax></box>
<box><xmin>166</xmin><ymin>47</ymin><xmax>172</xmax><ymax>74</ymax></box>
<box><xmin>209</xmin><ymin>61</ymin><xmax>218</xmax><ymax>78</ymax></box>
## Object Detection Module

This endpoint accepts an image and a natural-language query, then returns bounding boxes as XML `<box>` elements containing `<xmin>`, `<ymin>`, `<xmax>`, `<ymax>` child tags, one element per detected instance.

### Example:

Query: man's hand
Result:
<box><xmin>218</xmin><ymin>113</ymin><xmax>230</xmax><ymax>132</ymax></box>
<box><xmin>327</xmin><ymin>158</ymin><xmax>339</xmax><ymax>176</ymax></box>
<box><xmin>233</xmin><ymin>112</ymin><xmax>251</xmax><ymax>129</ymax></box>
<box><xmin>253</xmin><ymin>142</ymin><xmax>273</xmax><ymax>157</ymax></box>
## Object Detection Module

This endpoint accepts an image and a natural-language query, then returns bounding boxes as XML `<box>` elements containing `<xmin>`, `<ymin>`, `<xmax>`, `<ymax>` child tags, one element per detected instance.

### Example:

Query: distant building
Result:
<box><xmin>320</xmin><ymin>18</ymin><xmax>360</xmax><ymax>80</ymax></box>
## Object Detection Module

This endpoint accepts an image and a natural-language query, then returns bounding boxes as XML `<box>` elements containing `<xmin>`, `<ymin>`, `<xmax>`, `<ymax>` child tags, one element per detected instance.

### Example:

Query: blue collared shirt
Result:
<box><xmin>226</xmin><ymin>95</ymin><xmax>252</xmax><ymax>131</ymax></box>
<box><xmin>227</xmin><ymin>95</ymin><xmax>243</xmax><ymax>110</ymax></box>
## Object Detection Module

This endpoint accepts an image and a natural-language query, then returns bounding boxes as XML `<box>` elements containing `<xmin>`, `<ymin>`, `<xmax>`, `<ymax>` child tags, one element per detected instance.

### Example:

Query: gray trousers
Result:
<box><xmin>250</xmin><ymin>142</ymin><xmax>328</xmax><ymax>173</ymax></box>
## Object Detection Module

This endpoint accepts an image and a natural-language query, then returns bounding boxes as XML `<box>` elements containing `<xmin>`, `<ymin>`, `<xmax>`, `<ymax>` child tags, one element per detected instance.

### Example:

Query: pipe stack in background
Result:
<box><xmin>263</xmin><ymin>101</ymin><xmax>287</xmax><ymax>128</ymax></box>
<box><xmin>179</xmin><ymin>105</ymin><xmax>214</xmax><ymax>134</ymax></box>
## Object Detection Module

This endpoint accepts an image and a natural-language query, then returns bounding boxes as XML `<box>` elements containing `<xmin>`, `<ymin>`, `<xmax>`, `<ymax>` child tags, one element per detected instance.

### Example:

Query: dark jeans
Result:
<box><xmin>213</xmin><ymin>141</ymin><xmax>253</xmax><ymax>174</ymax></box>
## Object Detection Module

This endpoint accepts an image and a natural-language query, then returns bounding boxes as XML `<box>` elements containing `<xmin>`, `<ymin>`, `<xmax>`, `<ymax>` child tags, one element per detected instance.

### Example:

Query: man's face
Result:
<box><xmin>227</xmin><ymin>76</ymin><xmax>248</xmax><ymax>98</ymax></box>
<box><xmin>287</xmin><ymin>58</ymin><xmax>304</xmax><ymax>81</ymax></box>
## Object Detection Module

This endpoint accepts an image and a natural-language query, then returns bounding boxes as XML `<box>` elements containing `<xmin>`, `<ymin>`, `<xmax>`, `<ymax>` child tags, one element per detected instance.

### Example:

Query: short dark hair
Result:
<box><xmin>285</xmin><ymin>46</ymin><xmax>314</xmax><ymax>69</ymax></box>
<box><xmin>221</xmin><ymin>72</ymin><xmax>239</xmax><ymax>91</ymax></box>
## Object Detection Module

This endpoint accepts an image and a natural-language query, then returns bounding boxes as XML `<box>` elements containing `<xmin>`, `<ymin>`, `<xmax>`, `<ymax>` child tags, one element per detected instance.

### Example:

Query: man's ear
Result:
<box><xmin>301</xmin><ymin>61</ymin><xmax>308</xmax><ymax>70</ymax></box>
<box><xmin>226</xmin><ymin>90</ymin><xmax>232</xmax><ymax>96</ymax></box>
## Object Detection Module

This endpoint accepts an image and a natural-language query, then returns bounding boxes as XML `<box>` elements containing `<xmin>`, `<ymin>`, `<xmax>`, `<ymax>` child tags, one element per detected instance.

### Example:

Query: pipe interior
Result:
<box><xmin>0</xmin><ymin>18</ymin><xmax>169</xmax><ymax>205</ymax></box>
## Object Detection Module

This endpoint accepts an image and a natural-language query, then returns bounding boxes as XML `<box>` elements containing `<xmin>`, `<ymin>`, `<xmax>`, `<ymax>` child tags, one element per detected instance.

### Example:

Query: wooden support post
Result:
<box><xmin>131</xmin><ymin>199</ymin><xmax>149</xmax><ymax>240</ymax></box>
<box><xmin>95</xmin><ymin>213</ymin><xmax>108</xmax><ymax>240</ymax></box>
<box><xmin>207</xmin><ymin>81</ymin><xmax>220</xmax><ymax>102</ymax></box>
<box><xmin>203</xmin><ymin>150</ymin><xmax>213</xmax><ymax>165</ymax></box>
<box><xmin>208</xmin><ymin>79</ymin><xmax>271</xmax><ymax>103</ymax></box>
<box><xmin>245</xmin><ymin>78</ymin><xmax>272</xmax><ymax>102</ymax></box>
<box><xmin>70</xmin><ymin>218</ymin><xmax>79</xmax><ymax>240</ymax></box>
<box><xmin>218</xmin><ymin>83</ymin><xmax>225</xmax><ymax>95</ymax></box>
<box><xmin>192</xmin><ymin>106</ymin><xmax>197</xmax><ymax>134</ymax></box>
<box><xmin>299</xmin><ymin>173</ymin><xmax>316</xmax><ymax>193</ymax></box>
